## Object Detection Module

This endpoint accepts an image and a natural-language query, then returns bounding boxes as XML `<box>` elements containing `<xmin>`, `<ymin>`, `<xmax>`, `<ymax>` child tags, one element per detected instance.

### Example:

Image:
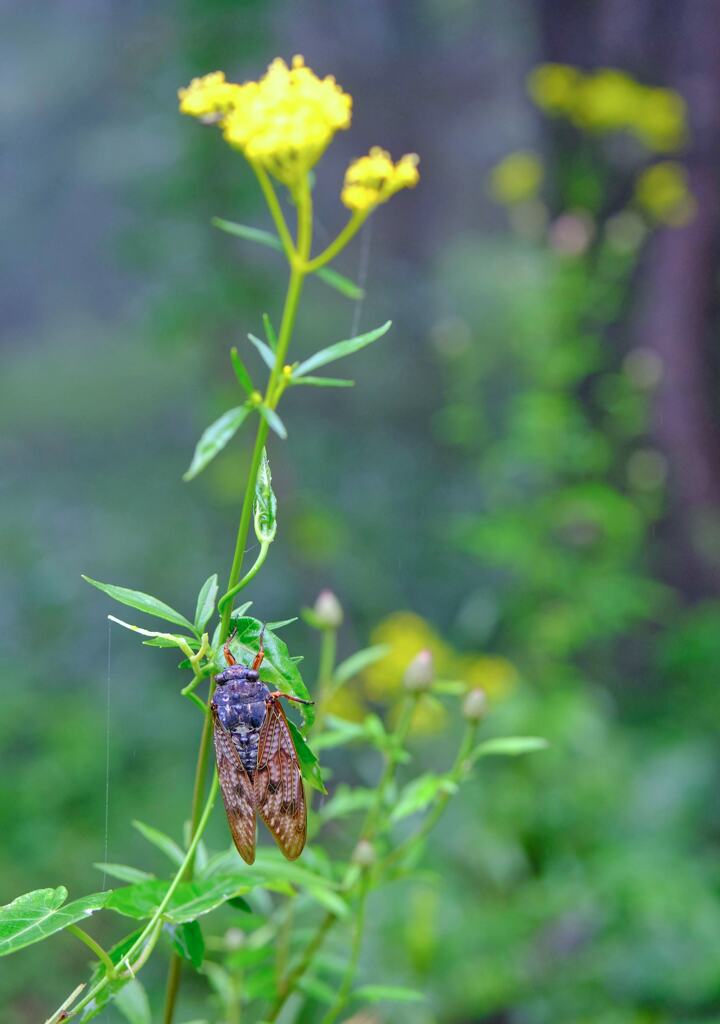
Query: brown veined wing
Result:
<box><xmin>212</xmin><ymin>703</ymin><xmax>257</xmax><ymax>865</ymax></box>
<box><xmin>254</xmin><ymin>697</ymin><xmax>307</xmax><ymax>860</ymax></box>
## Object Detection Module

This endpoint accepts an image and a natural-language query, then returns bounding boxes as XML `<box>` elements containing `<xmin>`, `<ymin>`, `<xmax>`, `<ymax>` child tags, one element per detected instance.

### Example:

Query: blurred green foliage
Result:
<box><xmin>3</xmin><ymin>2</ymin><xmax>720</xmax><ymax>1022</ymax></box>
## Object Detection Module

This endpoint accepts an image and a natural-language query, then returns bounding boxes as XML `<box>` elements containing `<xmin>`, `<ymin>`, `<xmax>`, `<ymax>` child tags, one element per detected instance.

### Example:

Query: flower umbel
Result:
<box><xmin>222</xmin><ymin>56</ymin><xmax>351</xmax><ymax>188</ymax></box>
<box><xmin>342</xmin><ymin>147</ymin><xmax>420</xmax><ymax>212</ymax></box>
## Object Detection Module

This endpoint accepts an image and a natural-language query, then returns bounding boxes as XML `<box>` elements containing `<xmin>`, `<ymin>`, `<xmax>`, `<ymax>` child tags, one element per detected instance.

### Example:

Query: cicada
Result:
<box><xmin>211</xmin><ymin>631</ymin><xmax>313</xmax><ymax>863</ymax></box>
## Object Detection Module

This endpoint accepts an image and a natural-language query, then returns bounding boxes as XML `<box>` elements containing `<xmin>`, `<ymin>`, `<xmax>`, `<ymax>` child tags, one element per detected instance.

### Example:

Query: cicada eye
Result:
<box><xmin>214</xmin><ymin>672</ymin><xmax>228</xmax><ymax>686</ymax></box>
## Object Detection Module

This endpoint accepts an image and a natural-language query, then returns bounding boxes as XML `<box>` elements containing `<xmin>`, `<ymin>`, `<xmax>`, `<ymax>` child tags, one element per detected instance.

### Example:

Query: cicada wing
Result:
<box><xmin>212</xmin><ymin>704</ymin><xmax>256</xmax><ymax>865</ymax></box>
<box><xmin>255</xmin><ymin>698</ymin><xmax>307</xmax><ymax>861</ymax></box>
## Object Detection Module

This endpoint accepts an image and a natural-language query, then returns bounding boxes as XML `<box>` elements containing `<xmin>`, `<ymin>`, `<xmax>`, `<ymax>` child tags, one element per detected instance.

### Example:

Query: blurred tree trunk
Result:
<box><xmin>539</xmin><ymin>0</ymin><xmax>720</xmax><ymax>593</ymax></box>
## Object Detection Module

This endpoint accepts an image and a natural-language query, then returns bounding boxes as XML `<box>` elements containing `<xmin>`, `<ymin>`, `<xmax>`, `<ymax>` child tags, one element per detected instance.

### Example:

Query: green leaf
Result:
<box><xmin>227</xmin><ymin>895</ymin><xmax>252</xmax><ymax>912</ymax></box>
<box><xmin>168</xmin><ymin>920</ymin><xmax>204</xmax><ymax>970</ymax></box>
<box><xmin>183</xmin><ymin>406</ymin><xmax>251</xmax><ymax>482</ymax></box>
<box><xmin>212</xmin><ymin>218</ymin><xmax>281</xmax><ymax>251</ymax></box>
<box><xmin>312</xmin><ymin>715</ymin><xmax>368</xmax><ymax>750</ymax></box>
<box><xmin>265</xmin><ymin>617</ymin><xmax>297</xmax><ymax>630</ymax></box>
<box><xmin>471</xmin><ymin>736</ymin><xmax>549</xmax><ymax>762</ymax></box>
<box><xmin>262</xmin><ymin>312</ymin><xmax>278</xmax><ymax>350</ymax></box>
<box><xmin>287</xmin><ymin>720</ymin><xmax>326</xmax><ymax>794</ymax></box>
<box><xmin>297</xmin><ymin>974</ymin><xmax>336</xmax><ymax>1005</ymax></box>
<box><xmin>290</xmin><ymin>375</ymin><xmax>355</xmax><ymax>388</ymax></box>
<box><xmin>354</xmin><ymin>984</ymin><xmax>425</xmax><ymax>1004</ymax></box>
<box><xmin>230</xmin><ymin>347</ymin><xmax>254</xmax><ymax>395</ymax></box>
<box><xmin>115</xmin><ymin>979</ymin><xmax>151</xmax><ymax>1024</ymax></box>
<box><xmin>258</xmin><ymin>403</ymin><xmax>287</xmax><ymax>439</ymax></box>
<box><xmin>294</xmin><ymin>321</ymin><xmax>392</xmax><ymax>377</ymax></box>
<box><xmin>0</xmin><ymin>887</ymin><xmax>109</xmax><ymax>957</ymax></box>
<box><xmin>93</xmin><ymin>863</ymin><xmax>155</xmax><ymax>885</ymax></box>
<box><xmin>334</xmin><ymin>645</ymin><xmax>390</xmax><ymax>684</ymax></box>
<box><xmin>132</xmin><ymin>820</ymin><xmax>185</xmax><ymax>867</ymax></box>
<box><xmin>318</xmin><ymin>785</ymin><xmax>375</xmax><ymax>823</ymax></box>
<box><xmin>83</xmin><ymin>576</ymin><xmax>195</xmax><ymax>632</ymax></box>
<box><xmin>194</xmin><ymin>574</ymin><xmax>218</xmax><ymax>633</ymax></box>
<box><xmin>142</xmin><ymin>635</ymin><xmax>201</xmax><ymax>650</ymax></box>
<box><xmin>106</xmin><ymin>876</ymin><xmax>251</xmax><ymax>924</ymax></box>
<box><xmin>390</xmin><ymin>773</ymin><xmax>457</xmax><ymax>822</ymax></box>
<box><xmin>211</xmin><ymin>218</ymin><xmax>363</xmax><ymax>299</ymax></box>
<box><xmin>228</xmin><ymin>617</ymin><xmax>314</xmax><ymax>726</ymax></box>
<box><xmin>247</xmin><ymin>333</ymin><xmax>276</xmax><ymax>370</ymax></box>
<box><xmin>314</xmin><ymin>265</ymin><xmax>364</xmax><ymax>300</ymax></box>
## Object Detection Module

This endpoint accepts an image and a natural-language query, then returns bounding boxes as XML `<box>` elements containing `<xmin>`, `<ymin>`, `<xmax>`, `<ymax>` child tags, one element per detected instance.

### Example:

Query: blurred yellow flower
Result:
<box><xmin>364</xmin><ymin>612</ymin><xmax>451</xmax><ymax>699</ymax></box>
<box><xmin>341</xmin><ymin>147</ymin><xmax>420</xmax><ymax>212</ymax></box>
<box><xmin>323</xmin><ymin>686</ymin><xmax>367</xmax><ymax>723</ymax></box>
<box><xmin>527</xmin><ymin>63</ymin><xmax>582</xmax><ymax>115</ymax></box>
<box><xmin>456</xmin><ymin>655</ymin><xmax>518</xmax><ymax>698</ymax></box>
<box><xmin>634</xmin><ymin>161</ymin><xmax>695</xmax><ymax>225</ymax></box>
<box><xmin>634</xmin><ymin>88</ymin><xmax>688</xmax><ymax>151</ymax></box>
<box><xmin>488</xmin><ymin>151</ymin><xmax>544</xmax><ymax>205</ymax></box>
<box><xmin>179</xmin><ymin>56</ymin><xmax>352</xmax><ymax>190</ymax></box>
<box><xmin>178</xmin><ymin>71</ymin><xmax>242</xmax><ymax>119</ymax></box>
<box><xmin>527</xmin><ymin>63</ymin><xmax>688</xmax><ymax>153</ymax></box>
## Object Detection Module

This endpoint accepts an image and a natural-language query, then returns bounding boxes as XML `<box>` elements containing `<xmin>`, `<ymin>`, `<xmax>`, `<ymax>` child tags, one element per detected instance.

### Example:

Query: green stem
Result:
<box><xmin>267</xmin><ymin>910</ymin><xmax>336</xmax><ymax>1022</ymax></box>
<box><xmin>320</xmin><ymin>872</ymin><xmax>370</xmax><ymax>1024</ymax></box>
<box><xmin>162</xmin><ymin>956</ymin><xmax>183</xmax><ymax>1024</ymax></box>
<box><xmin>66</xmin><ymin>925</ymin><xmax>114</xmax><ymax>975</ymax></box>
<box><xmin>217</xmin><ymin>539</ymin><xmax>270</xmax><ymax>613</ymax></box>
<box><xmin>252</xmin><ymin>164</ymin><xmax>296</xmax><ymax>261</ymax></box>
<box><xmin>382</xmin><ymin>721</ymin><xmax>478</xmax><ymax>871</ymax></box>
<box><xmin>359</xmin><ymin>695</ymin><xmax>417</xmax><ymax>844</ymax></box>
<box><xmin>305</xmin><ymin>211</ymin><xmax>367</xmax><ymax>272</ymax></box>
<box><xmin>312</xmin><ymin>627</ymin><xmax>337</xmax><ymax>733</ymax></box>
<box><xmin>57</xmin><ymin>775</ymin><xmax>218</xmax><ymax>1021</ymax></box>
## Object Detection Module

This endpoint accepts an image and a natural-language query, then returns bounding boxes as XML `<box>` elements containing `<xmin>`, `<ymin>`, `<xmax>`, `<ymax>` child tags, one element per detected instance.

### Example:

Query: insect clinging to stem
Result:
<box><xmin>211</xmin><ymin>627</ymin><xmax>314</xmax><ymax>864</ymax></box>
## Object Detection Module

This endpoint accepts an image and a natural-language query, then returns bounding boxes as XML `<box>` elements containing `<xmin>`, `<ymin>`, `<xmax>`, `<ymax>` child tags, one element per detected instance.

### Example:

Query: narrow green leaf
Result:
<box><xmin>194</xmin><ymin>574</ymin><xmax>218</xmax><ymax>633</ymax></box>
<box><xmin>247</xmin><ymin>333</ymin><xmax>276</xmax><ymax>370</ymax></box>
<box><xmin>230</xmin><ymin>347</ymin><xmax>254</xmax><ymax>396</ymax></box>
<box><xmin>0</xmin><ymin>888</ymin><xmax>109</xmax><ymax>957</ymax></box>
<box><xmin>211</xmin><ymin>219</ymin><xmax>363</xmax><ymax>299</ymax></box>
<box><xmin>183</xmin><ymin>406</ymin><xmax>250</xmax><ymax>482</ymax></box>
<box><xmin>354</xmin><ymin>984</ymin><xmax>425</xmax><ymax>1004</ymax></box>
<box><xmin>297</xmin><ymin>974</ymin><xmax>336</xmax><ymax>1005</ymax></box>
<box><xmin>142</xmin><ymin>635</ymin><xmax>201</xmax><ymax>650</ymax></box>
<box><xmin>471</xmin><ymin>736</ymin><xmax>549</xmax><ymax>762</ymax></box>
<box><xmin>334</xmin><ymin>644</ymin><xmax>390</xmax><ymax>684</ymax></box>
<box><xmin>294</xmin><ymin>320</ymin><xmax>392</xmax><ymax>377</ymax></box>
<box><xmin>132</xmin><ymin>821</ymin><xmax>185</xmax><ymax>867</ymax></box>
<box><xmin>227</xmin><ymin>895</ymin><xmax>252</xmax><ymax>913</ymax></box>
<box><xmin>312</xmin><ymin>715</ymin><xmax>367</xmax><ymax>750</ymax></box>
<box><xmin>287</xmin><ymin>721</ymin><xmax>326</xmax><ymax>794</ymax></box>
<box><xmin>212</xmin><ymin>218</ymin><xmax>282</xmax><ymax>251</ymax></box>
<box><xmin>83</xmin><ymin>576</ymin><xmax>195</xmax><ymax>632</ymax></box>
<box><xmin>93</xmin><ymin>863</ymin><xmax>155</xmax><ymax>885</ymax></box>
<box><xmin>265</xmin><ymin>617</ymin><xmax>297</xmax><ymax>631</ymax></box>
<box><xmin>390</xmin><ymin>773</ymin><xmax>457</xmax><ymax>822</ymax></box>
<box><xmin>115</xmin><ymin>979</ymin><xmax>151</xmax><ymax>1024</ymax></box>
<box><xmin>168</xmin><ymin>920</ymin><xmax>205</xmax><ymax>970</ymax></box>
<box><xmin>315</xmin><ymin>265</ymin><xmax>364</xmax><ymax>300</ymax></box>
<box><xmin>262</xmin><ymin>312</ymin><xmax>278</xmax><ymax>350</ymax></box>
<box><xmin>106</xmin><ymin>876</ymin><xmax>251</xmax><ymax>924</ymax></box>
<box><xmin>290</xmin><ymin>375</ymin><xmax>355</xmax><ymax>388</ymax></box>
<box><xmin>254</xmin><ymin>447</ymin><xmax>277</xmax><ymax>542</ymax></box>
<box><xmin>258</xmin><ymin>403</ymin><xmax>287</xmax><ymax>439</ymax></box>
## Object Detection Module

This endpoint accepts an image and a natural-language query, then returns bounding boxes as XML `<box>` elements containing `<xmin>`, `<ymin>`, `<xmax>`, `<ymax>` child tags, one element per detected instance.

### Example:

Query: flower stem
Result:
<box><xmin>305</xmin><ymin>211</ymin><xmax>367</xmax><ymax>272</ymax></box>
<box><xmin>266</xmin><ymin>910</ymin><xmax>336</xmax><ymax>1021</ymax></box>
<box><xmin>65</xmin><ymin>925</ymin><xmax>114</xmax><ymax>975</ymax></box>
<box><xmin>320</xmin><ymin>871</ymin><xmax>370</xmax><ymax>1024</ymax></box>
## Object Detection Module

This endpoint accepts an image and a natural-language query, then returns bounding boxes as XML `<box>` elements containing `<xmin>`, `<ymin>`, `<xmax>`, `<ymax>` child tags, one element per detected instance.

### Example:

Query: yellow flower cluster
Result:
<box><xmin>325</xmin><ymin>611</ymin><xmax>518</xmax><ymax>737</ymax></box>
<box><xmin>528</xmin><ymin>64</ymin><xmax>688</xmax><ymax>152</ymax></box>
<box><xmin>179</xmin><ymin>56</ymin><xmax>351</xmax><ymax>189</ymax></box>
<box><xmin>341</xmin><ymin>147</ymin><xmax>420</xmax><ymax>212</ymax></box>
<box><xmin>634</xmin><ymin>161</ymin><xmax>695</xmax><ymax>225</ymax></box>
<box><xmin>488</xmin><ymin>150</ymin><xmax>544</xmax><ymax>205</ymax></box>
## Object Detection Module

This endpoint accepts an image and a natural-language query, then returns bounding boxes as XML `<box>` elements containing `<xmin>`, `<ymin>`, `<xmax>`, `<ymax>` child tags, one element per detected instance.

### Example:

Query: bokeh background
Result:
<box><xmin>3</xmin><ymin>1</ymin><xmax>720</xmax><ymax>1021</ymax></box>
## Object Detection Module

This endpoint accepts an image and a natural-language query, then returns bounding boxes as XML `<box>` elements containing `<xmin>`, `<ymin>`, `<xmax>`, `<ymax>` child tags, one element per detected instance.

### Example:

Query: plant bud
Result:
<box><xmin>352</xmin><ymin>839</ymin><xmax>376</xmax><ymax>868</ymax></box>
<box><xmin>313</xmin><ymin>589</ymin><xmax>343</xmax><ymax>629</ymax></box>
<box><xmin>253</xmin><ymin>448</ymin><xmax>277</xmax><ymax>544</ymax></box>
<box><xmin>403</xmin><ymin>649</ymin><xmax>434</xmax><ymax>692</ymax></box>
<box><xmin>462</xmin><ymin>687</ymin><xmax>487</xmax><ymax>722</ymax></box>
<box><xmin>224</xmin><ymin>927</ymin><xmax>245</xmax><ymax>950</ymax></box>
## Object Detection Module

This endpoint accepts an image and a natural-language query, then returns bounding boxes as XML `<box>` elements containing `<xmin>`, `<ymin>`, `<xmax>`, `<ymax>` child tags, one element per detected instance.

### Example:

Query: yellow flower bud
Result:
<box><xmin>342</xmin><ymin>148</ymin><xmax>419</xmax><ymax>212</ymax></box>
